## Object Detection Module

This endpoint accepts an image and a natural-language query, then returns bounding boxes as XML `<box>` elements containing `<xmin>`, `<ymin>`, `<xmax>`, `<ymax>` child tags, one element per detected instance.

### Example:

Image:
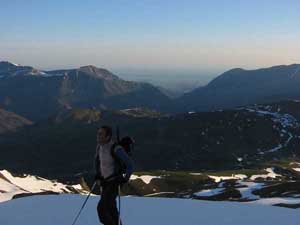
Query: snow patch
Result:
<box><xmin>246</xmin><ymin>109</ymin><xmax>297</xmax><ymax>128</ymax></box>
<box><xmin>144</xmin><ymin>192</ymin><xmax>175</xmax><ymax>197</ymax></box>
<box><xmin>10</xmin><ymin>62</ymin><xmax>21</xmax><ymax>66</ymax></box>
<box><xmin>245</xmin><ymin>107</ymin><xmax>299</xmax><ymax>155</ymax></box>
<box><xmin>194</xmin><ymin>188</ymin><xmax>225</xmax><ymax>197</ymax></box>
<box><xmin>290</xmin><ymin>162</ymin><xmax>300</xmax><ymax>166</ymax></box>
<box><xmin>236</xmin><ymin>181</ymin><xmax>265</xmax><ymax>200</ymax></box>
<box><xmin>250</xmin><ymin>168</ymin><xmax>282</xmax><ymax>180</ymax></box>
<box><xmin>130</xmin><ymin>175</ymin><xmax>161</xmax><ymax>184</ymax></box>
<box><xmin>252</xmin><ymin>197</ymin><xmax>300</xmax><ymax>206</ymax></box>
<box><xmin>190</xmin><ymin>172</ymin><xmax>203</xmax><ymax>175</ymax></box>
<box><xmin>42</xmin><ymin>73</ymin><xmax>64</xmax><ymax>77</ymax></box>
<box><xmin>208</xmin><ymin>174</ymin><xmax>247</xmax><ymax>182</ymax></box>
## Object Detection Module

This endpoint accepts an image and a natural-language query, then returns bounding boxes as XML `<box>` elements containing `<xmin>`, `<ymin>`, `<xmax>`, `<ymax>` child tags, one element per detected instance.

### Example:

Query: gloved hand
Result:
<box><xmin>117</xmin><ymin>174</ymin><xmax>130</xmax><ymax>185</ymax></box>
<box><xmin>94</xmin><ymin>173</ymin><xmax>104</xmax><ymax>186</ymax></box>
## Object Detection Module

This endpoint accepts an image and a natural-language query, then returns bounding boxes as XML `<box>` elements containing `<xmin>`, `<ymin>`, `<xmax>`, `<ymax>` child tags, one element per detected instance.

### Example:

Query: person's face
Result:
<box><xmin>97</xmin><ymin>128</ymin><xmax>111</xmax><ymax>144</ymax></box>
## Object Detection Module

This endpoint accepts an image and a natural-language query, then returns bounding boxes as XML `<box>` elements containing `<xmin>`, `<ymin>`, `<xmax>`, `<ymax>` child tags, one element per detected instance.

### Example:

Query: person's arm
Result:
<box><xmin>114</xmin><ymin>146</ymin><xmax>133</xmax><ymax>181</ymax></box>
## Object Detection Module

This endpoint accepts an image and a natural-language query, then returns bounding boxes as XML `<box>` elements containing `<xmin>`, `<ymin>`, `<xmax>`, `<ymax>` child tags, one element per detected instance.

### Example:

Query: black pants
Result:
<box><xmin>97</xmin><ymin>180</ymin><xmax>121</xmax><ymax>225</ymax></box>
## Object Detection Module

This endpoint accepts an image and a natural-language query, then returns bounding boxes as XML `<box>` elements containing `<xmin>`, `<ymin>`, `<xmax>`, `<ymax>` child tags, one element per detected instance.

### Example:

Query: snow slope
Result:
<box><xmin>0</xmin><ymin>194</ymin><xmax>299</xmax><ymax>225</ymax></box>
<box><xmin>0</xmin><ymin>170</ymin><xmax>86</xmax><ymax>203</ymax></box>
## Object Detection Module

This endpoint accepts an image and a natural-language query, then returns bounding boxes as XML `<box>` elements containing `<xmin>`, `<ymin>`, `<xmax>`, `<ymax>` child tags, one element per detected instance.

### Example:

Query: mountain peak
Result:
<box><xmin>226</xmin><ymin>68</ymin><xmax>245</xmax><ymax>73</ymax></box>
<box><xmin>0</xmin><ymin>61</ymin><xmax>44</xmax><ymax>77</ymax></box>
<box><xmin>0</xmin><ymin>61</ymin><xmax>21</xmax><ymax>68</ymax></box>
<box><xmin>79</xmin><ymin>65</ymin><xmax>98</xmax><ymax>70</ymax></box>
<box><xmin>78</xmin><ymin>65</ymin><xmax>119</xmax><ymax>80</ymax></box>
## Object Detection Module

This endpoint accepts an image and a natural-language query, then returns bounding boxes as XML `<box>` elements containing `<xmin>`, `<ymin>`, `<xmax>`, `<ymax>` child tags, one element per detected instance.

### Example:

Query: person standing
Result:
<box><xmin>94</xmin><ymin>126</ymin><xmax>133</xmax><ymax>225</ymax></box>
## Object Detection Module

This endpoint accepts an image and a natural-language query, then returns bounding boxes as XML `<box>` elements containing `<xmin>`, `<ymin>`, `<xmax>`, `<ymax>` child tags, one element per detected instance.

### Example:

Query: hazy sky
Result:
<box><xmin>1</xmin><ymin>0</ymin><xmax>300</xmax><ymax>79</ymax></box>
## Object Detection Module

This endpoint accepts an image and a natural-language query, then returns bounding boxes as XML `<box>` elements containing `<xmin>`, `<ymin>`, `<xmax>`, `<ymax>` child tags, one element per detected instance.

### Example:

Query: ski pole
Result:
<box><xmin>70</xmin><ymin>181</ymin><xmax>96</xmax><ymax>225</ymax></box>
<box><xmin>118</xmin><ymin>185</ymin><xmax>121</xmax><ymax>225</ymax></box>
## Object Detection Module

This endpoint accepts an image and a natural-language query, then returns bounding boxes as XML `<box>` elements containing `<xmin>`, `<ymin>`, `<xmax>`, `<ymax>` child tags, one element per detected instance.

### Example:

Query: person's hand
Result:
<box><xmin>94</xmin><ymin>173</ymin><xmax>104</xmax><ymax>185</ymax></box>
<box><xmin>117</xmin><ymin>174</ymin><xmax>129</xmax><ymax>185</ymax></box>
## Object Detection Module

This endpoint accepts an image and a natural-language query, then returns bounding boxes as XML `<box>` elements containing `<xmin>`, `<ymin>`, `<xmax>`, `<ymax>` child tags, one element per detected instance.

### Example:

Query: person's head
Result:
<box><xmin>97</xmin><ymin>126</ymin><xmax>112</xmax><ymax>144</ymax></box>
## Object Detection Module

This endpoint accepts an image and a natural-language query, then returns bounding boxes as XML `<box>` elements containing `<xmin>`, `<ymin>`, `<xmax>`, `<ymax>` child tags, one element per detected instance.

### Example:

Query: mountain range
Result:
<box><xmin>1</xmin><ymin>61</ymin><xmax>300</xmax><ymax>121</ymax></box>
<box><xmin>0</xmin><ymin>61</ymin><xmax>173</xmax><ymax>121</ymax></box>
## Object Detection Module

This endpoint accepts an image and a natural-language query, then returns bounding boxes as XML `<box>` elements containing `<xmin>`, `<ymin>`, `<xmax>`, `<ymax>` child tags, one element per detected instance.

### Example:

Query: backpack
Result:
<box><xmin>110</xmin><ymin>136</ymin><xmax>134</xmax><ymax>175</ymax></box>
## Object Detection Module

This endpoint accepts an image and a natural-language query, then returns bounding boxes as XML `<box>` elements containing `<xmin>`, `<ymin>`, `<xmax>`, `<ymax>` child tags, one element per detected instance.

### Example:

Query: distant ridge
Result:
<box><xmin>177</xmin><ymin>64</ymin><xmax>300</xmax><ymax>112</ymax></box>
